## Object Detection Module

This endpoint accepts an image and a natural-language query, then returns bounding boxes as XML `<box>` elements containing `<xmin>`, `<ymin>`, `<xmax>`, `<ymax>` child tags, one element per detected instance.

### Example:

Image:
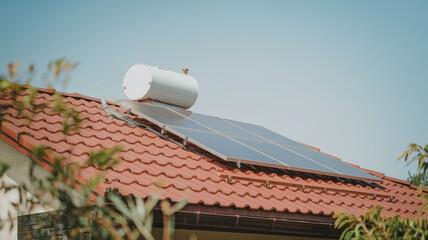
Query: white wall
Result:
<box><xmin>0</xmin><ymin>175</ymin><xmax>50</xmax><ymax>240</ymax></box>
<box><xmin>0</xmin><ymin>139</ymin><xmax>56</xmax><ymax>239</ymax></box>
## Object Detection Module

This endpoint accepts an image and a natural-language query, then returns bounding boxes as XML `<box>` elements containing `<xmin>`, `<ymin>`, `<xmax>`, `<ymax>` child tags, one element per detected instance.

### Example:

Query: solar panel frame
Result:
<box><xmin>115</xmin><ymin>100</ymin><xmax>379</xmax><ymax>182</ymax></box>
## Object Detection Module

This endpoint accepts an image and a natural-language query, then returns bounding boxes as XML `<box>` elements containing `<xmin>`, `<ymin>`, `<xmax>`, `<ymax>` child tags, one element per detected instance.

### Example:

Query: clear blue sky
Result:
<box><xmin>1</xmin><ymin>1</ymin><xmax>427</xmax><ymax>180</ymax></box>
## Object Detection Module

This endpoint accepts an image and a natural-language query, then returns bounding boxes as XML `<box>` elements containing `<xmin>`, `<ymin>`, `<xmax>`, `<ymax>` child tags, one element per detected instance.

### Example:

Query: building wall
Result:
<box><xmin>18</xmin><ymin>210</ymin><xmax>92</xmax><ymax>240</ymax></box>
<box><xmin>0</xmin><ymin>140</ymin><xmax>55</xmax><ymax>239</ymax></box>
<box><xmin>0</xmin><ymin>175</ymin><xmax>50</xmax><ymax>240</ymax></box>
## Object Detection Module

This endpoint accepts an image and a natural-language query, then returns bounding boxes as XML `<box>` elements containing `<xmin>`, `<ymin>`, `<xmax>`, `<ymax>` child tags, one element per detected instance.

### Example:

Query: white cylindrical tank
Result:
<box><xmin>122</xmin><ymin>64</ymin><xmax>199</xmax><ymax>109</ymax></box>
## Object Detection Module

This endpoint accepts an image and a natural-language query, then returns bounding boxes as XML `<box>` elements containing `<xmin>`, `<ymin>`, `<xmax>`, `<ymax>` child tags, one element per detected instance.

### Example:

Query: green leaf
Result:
<box><xmin>108</xmin><ymin>192</ymin><xmax>131</xmax><ymax>218</ymax></box>
<box><xmin>31</xmin><ymin>145</ymin><xmax>46</xmax><ymax>160</ymax></box>
<box><xmin>0</xmin><ymin>162</ymin><xmax>10</xmax><ymax>177</ymax></box>
<box><xmin>86</xmin><ymin>146</ymin><xmax>122</xmax><ymax>169</ymax></box>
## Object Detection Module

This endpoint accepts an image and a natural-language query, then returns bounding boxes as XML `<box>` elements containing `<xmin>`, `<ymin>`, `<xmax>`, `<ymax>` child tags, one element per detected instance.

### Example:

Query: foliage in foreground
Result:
<box><xmin>0</xmin><ymin>60</ymin><xmax>187</xmax><ymax>239</ymax></box>
<box><xmin>335</xmin><ymin>207</ymin><xmax>428</xmax><ymax>240</ymax></box>
<box><xmin>334</xmin><ymin>143</ymin><xmax>428</xmax><ymax>240</ymax></box>
<box><xmin>408</xmin><ymin>170</ymin><xmax>428</xmax><ymax>187</ymax></box>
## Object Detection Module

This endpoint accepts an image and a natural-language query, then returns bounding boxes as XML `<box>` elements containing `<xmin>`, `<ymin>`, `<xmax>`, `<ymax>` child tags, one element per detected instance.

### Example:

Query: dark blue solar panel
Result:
<box><xmin>291</xmin><ymin>147</ymin><xmax>375</xmax><ymax>180</ymax></box>
<box><xmin>171</xmin><ymin>127</ymin><xmax>286</xmax><ymax>167</ymax></box>
<box><xmin>236</xmin><ymin>138</ymin><xmax>339</xmax><ymax>174</ymax></box>
<box><xmin>223</xmin><ymin>119</ymin><xmax>314</xmax><ymax>150</ymax></box>
<box><xmin>168</xmin><ymin>108</ymin><xmax>268</xmax><ymax>141</ymax></box>
<box><xmin>116</xmin><ymin>100</ymin><xmax>379</xmax><ymax>182</ymax></box>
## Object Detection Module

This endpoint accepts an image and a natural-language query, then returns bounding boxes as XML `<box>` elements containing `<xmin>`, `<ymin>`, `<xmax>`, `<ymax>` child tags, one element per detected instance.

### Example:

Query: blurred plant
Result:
<box><xmin>334</xmin><ymin>143</ymin><xmax>428</xmax><ymax>239</ymax></box>
<box><xmin>401</xmin><ymin>144</ymin><xmax>428</xmax><ymax>180</ymax></box>
<box><xmin>45</xmin><ymin>58</ymin><xmax>78</xmax><ymax>88</ymax></box>
<box><xmin>335</xmin><ymin>206</ymin><xmax>428</xmax><ymax>240</ymax></box>
<box><xmin>0</xmin><ymin>60</ymin><xmax>188</xmax><ymax>239</ymax></box>
<box><xmin>407</xmin><ymin>170</ymin><xmax>428</xmax><ymax>187</ymax></box>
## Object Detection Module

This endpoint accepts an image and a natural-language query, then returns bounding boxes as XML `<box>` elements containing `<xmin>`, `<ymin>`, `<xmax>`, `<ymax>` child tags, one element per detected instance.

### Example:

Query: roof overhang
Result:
<box><xmin>153</xmin><ymin>204</ymin><xmax>339</xmax><ymax>238</ymax></box>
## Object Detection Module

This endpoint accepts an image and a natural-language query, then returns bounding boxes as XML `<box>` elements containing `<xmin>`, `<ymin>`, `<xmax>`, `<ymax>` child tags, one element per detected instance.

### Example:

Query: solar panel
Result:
<box><xmin>223</xmin><ymin>119</ymin><xmax>316</xmax><ymax>150</ymax></box>
<box><xmin>172</xmin><ymin>127</ymin><xmax>285</xmax><ymax>167</ymax></box>
<box><xmin>115</xmin><ymin>100</ymin><xmax>379</xmax><ymax>182</ymax></box>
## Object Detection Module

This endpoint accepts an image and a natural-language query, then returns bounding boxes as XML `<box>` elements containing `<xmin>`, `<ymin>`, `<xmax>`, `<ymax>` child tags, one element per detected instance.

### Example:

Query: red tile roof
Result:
<box><xmin>0</xmin><ymin>88</ymin><xmax>424</xmax><ymax>219</ymax></box>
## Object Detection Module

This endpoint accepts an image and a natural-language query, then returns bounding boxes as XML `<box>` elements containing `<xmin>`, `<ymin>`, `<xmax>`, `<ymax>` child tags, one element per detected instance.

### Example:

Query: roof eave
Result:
<box><xmin>153</xmin><ymin>204</ymin><xmax>339</xmax><ymax>238</ymax></box>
